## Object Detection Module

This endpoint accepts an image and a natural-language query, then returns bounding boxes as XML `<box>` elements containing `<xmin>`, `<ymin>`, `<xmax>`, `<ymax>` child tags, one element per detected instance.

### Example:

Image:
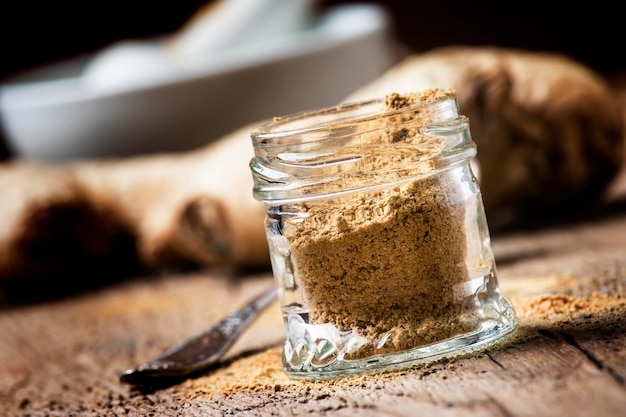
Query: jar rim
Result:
<box><xmin>249</xmin><ymin>89</ymin><xmax>475</xmax><ymax>203</ymax></box>
<box><xmin>251</xmin><ymin>90</ymin><xmax>458</xmax><ymax>145</ymax></box>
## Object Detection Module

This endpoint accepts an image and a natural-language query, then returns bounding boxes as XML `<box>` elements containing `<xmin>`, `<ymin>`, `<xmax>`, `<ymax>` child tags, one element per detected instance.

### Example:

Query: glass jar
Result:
<box><xmin>249</xmin><ymin>89</ymin><xmax>517</xmax><ymax>380</ymax></box>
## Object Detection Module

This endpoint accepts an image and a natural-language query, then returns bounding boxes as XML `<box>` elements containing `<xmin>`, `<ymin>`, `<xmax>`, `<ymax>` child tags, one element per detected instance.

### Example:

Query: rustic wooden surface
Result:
<box><xmin>1</xmin><ymin>188</ymin><xmax>625</xmax><ymax>416</ymax></box>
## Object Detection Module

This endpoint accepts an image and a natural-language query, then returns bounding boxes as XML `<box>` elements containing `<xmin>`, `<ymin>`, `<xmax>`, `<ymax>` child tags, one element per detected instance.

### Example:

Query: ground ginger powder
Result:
<box><xmin>282</xmin><ymin>89</ymin><xmax>479</xmax><ymax>358</ymax></box>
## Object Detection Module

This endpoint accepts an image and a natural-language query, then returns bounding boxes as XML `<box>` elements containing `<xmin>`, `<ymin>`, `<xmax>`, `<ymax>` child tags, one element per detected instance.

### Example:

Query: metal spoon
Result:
<box><xmin>120</xmin><ymin>286</ymin><xmax>278</xmax><ymax>385</ymax></box>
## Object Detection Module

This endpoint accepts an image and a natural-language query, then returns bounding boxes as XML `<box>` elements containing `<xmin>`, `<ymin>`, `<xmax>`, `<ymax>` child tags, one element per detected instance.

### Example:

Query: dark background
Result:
<box><xmin>0</xmin><ymin>0</ymin><xmax>623</xmax><ymax>157</ymax></box>
<box><xmin>1</xmin><ymin>0</ymin><xmax>622</xmax><ymax>81</ymax></box>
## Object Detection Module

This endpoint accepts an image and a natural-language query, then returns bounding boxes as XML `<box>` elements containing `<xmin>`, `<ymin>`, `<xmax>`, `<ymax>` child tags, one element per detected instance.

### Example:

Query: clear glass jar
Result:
<box><xmin>249</xmin><ymin>89</ymin><xmax>517</xmax><ymax>380</ymax></box>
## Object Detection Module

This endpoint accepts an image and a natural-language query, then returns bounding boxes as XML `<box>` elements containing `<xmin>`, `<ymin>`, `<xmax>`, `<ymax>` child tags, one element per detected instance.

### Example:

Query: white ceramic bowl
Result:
<box><xmin>0</xmin><ymin>4</ymin><xmax>394</xmax><ymax>161</ymax></box>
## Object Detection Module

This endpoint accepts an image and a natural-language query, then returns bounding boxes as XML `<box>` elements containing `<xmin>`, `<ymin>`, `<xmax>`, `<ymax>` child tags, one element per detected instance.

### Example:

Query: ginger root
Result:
<box><xmin>346</xmin><ymin>46</ymin><xmax>625</xmax><ymax>227</ymax></box>
<box><xmin>0</xmin><ymin>123</ymin><xmax>268</xmax><ymax>285</ymax></box>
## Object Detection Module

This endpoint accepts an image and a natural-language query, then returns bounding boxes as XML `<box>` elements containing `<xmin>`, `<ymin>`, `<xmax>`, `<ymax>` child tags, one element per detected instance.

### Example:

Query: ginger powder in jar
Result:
<box><xmin>249</xmin><ymin>88</ymin><xmax>518</xmax><ymax>380</ymax></box>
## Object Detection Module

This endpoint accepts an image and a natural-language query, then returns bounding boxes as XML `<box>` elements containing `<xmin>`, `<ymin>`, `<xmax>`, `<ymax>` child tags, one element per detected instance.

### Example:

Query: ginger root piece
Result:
<box><xmin>74</xmin><ymin>123</ymin><xmax>268</xmax><ymax>269</ymax></box>
<box><xmin>346</xmin><ymin>46</ymin><xmax>626</xmax><ymax>227</ymax></box>
<box><xmin>0</xmin><ymin>123</ymin><xmax>268</xmax><ymax>285</ymax></box>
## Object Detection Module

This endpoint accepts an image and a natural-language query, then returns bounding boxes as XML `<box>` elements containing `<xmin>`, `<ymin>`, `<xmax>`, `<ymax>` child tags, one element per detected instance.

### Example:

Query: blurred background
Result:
<box><xmin>0</xmin><ymin>0</ymin><xmax>622</xmax><ymax>160</ymax></box>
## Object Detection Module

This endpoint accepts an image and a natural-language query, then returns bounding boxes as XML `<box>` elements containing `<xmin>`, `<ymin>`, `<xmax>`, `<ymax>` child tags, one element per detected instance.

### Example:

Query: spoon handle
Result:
<box><xmin>120</xmin><ymin>286</ymin><xmax>277</xmax><ymax>385</ymax></box>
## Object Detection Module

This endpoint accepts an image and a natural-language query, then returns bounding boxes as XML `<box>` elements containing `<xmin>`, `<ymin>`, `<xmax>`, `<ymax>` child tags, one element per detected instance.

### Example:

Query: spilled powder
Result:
<box><xmin>183</xmin><ymin>289</ymin><xmax>625</xmax><ymax>398</ymax></box>
<box><xmin>183</xmin><ymin>346</ymin><xmax>402</xmax><ymax>400</ymax></box>
<box><xmin>516</xmin><ymin>292</ymin><xmax>625</xmax><ymax>325</ymax></box>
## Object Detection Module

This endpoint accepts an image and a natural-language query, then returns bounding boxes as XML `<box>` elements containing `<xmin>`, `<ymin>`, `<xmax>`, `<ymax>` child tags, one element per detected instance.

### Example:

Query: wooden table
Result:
<box><xmin>2</xmin><ymin>170</ymin><xmax>626</xmax><ymax>417</ymax></box>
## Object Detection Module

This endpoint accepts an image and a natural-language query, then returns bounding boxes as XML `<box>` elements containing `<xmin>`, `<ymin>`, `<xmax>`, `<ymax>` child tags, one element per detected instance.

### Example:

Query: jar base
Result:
<box><xmin>282</xmin><ymin>301</ymin><xmax>518</xmax><ymax>381</ymax></box>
